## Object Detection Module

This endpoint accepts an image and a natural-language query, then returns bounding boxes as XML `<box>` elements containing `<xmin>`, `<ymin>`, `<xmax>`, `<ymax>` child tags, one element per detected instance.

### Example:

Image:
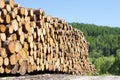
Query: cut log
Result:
<box><xmin>0</xmin><ymin>48</ymin><xmax>7</xmax><ymax>58</ymax></box>
<box><xmin>0</xmin><ymin>0</ymin><xmax>5</xmax><ymax>8</ymax></box>
<box><xmin>28</xmin><ymin>9</ymin><xmax>33</xmax><ymax>16</ymax></box>
<box><xmin>10</xmin><ymin>54</ymin><xmax>17</xmax><ymax>65</ymax></box>
<box><xmin>5</xmin><ymin>64</ymin><xmax>12</xmax><ymax>73</ymax></box>
<box><xmin>5</xmin><ymin>14</ymin><xmax>11</xmax><ymax>24</ymax></box>
<box><xmin>11</xmin><ymin>62</ymin><xmax>19</xmax><ymax>74</ymax></box>
<box><xmin>11</xmin><ymin>19</ymin><xmax>18</xmax><ymax>31</ymax></box>
<box><xmin>0</xmin><ymin>33</ymin><xmax>6</xmax><ymax>41</ymax></box>
<box><xmin>9</xmin><ymin>11</ymin><xmax>16</xmax><ymax>19</ymax></box>
<box><xmin>18</xmin><ymin>49</ymin><xmax>28</xmax><ymax>60</ymax></box>
<box><xmin>5</xmin><ymin>0</ymin><xmax>14</xmax><ymax>8</ymax></box>
<box><xmin>4</xmin><ymin>57</ymin><xmax>9</xmax><ymax>66</ymax></box>
<box><xmin>0</xmin><ymin>24</ymin><xmax>6</xmax><ymax>33</ymax></box>
<box><xmin>19</xmin><ymin>61</ymin><xmax>27</xmax><ymax>75</ymax></box>
<box><xmin>20</xmin><ymin>33</ymin><xmax>25</xmax><ymax>44</ymax></box>
<box><xmin>0</xmin><ymin>57</ymin><xmax>3</xmax><ymax>66</ymax></box>
<box><xmin>2</xmin><ymin>9</ymin><xmax>7</xmax><ymax>16</ymax></box>
<box><xmin>5</xmin><ymin>4</ymin><xmax>11</xmax><ymax>12</ymax></box>
<box><xmin>0</xmin><ymin>66</ymin><xmax>4</xmax><ymax>73</ymax></box>
<box><xmin>18</xmin><ymin>8</ymin><xmax>25</xmax><ymax>16</ymax></box>
<box><xmin>8</xmin><ymin>40</ymin><xmax>15</xmax><ymax>53</ymax></box>
<box><xmin>15</xmin><ymin>40</ymin><xmax>22</xmax><ymax>52</ymax></box>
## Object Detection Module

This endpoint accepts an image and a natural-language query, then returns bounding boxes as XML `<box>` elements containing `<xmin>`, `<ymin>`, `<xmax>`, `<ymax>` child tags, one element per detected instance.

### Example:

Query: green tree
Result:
<box><xmin>109</xmin><ymin>49</ymin><xmax>120</xmax><ymax>75</ymax></box>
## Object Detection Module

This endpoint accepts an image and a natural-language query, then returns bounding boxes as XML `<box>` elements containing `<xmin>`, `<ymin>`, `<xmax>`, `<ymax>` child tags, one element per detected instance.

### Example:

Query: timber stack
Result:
<box><xmin>0</xmin><ymin>0</ymin><xmax>96</xmax><ymax>75</ymax></box>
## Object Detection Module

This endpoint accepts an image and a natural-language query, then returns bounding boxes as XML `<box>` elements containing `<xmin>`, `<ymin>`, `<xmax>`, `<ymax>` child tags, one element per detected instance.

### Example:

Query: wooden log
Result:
<box><xmin>24</xmin><ymin>41</ymin><xmax>29</xmax><ymax>50</ymax></box>
<box><xmin>4</xmin><ymin>57</ymin><xmax>9</xmax><ymax>66</ymax></box>
<box><xmin>14</xmin><ymin>4</ymin><xmax>20</xmax><ymax>8</ymax></box>
<box><xmin>33</xmin><ymin>8</ymin><xmax>44</xmax><ymax>15</ymax></box>
<box><xmin>33</xmin><ymin>51</ymin><xmax>37</xmax><ymax>60</ymax></box>
<box><xmin>30</xmin><ymin>21</ymin><xmax>36</xmax><ymax>28</ymax></box>
<box><xmin>0</xmin><ymin>0</ymin><xmax>5</xmax><ymax>8</ymax></box>
<box><xmin>0</xmin><ymin>33</ymin><xmax>6</xmax><ymax>41</ymax></box>
<box><xmin>20</xmin><ymin>33</ymin><xmax>25</xmax><ymax>44</ymax></box>
<box><xmin>0</xmin><ymin>48</ymin><xmax>7</xmax><ymax>58</ymax></box>
<box><xmin>32</xmin><ymin>63</ymin><xmax>37</xmax><ymax>71</ymax></box>
<box><xmin>27</xmin><ymin>34</ymin><xmax>33</xmax><ymax>43</ymax></box>
<box><xmin>0</xmin><ymin>57</ymin><xmax>3</xmax><ymax>66</ymax></box>
<box><xmin>16</xmin><ymin>15</ymin><xmax>20</xmax><ymax>22</ymax></box>
<box><xmin>15</xmin><ymin>40</ymin><xmax>22</xmax><ymax>52</ymax></box>
<box><xmin>28</xmin><ymin>9</ymin><xmax>33</xmax><ymax>16</ymax></box>
<box><xmin>9</xmin><ymin>11</ymin><xmax>16</xmax><ymax>19</ymax></box>
<box><xmin>28</xmin><ymin>56</ymin><xmax>34</xmax><ymax>65</ymax></box>
<box><xmin>18</xmin><ymin>49</ymin><xmax>28</xmax><ymax>60</ymax></box>
<box><xmin>5</xmin><ymin>4</ymin><xmax>11</xmax><ymax>12</ymax></box>
<box><xmin>11</xmin><ymin>62</ymin><xmax>19</xmax><ymax>74</ymax></box>
<box><xmin>2</xmin><ymin>9</ymin><xmax>7</xmax><ymax>16</ymax></box>
<box><xmin>0</xmin><ymin>66</ymin><xmax>4</xmax><ymax>73</ymax></box>
<box><xmin>8</xmin><ymin>25</ymin><xmax>14</xmax><ymax>34</ymax></box>
<box><xmin>5</xmin><ymin>14</ymin><xmax>11</xmax><ymax>24</ymax></box>
<box><xmin>18</xmin><ymin>8</ymin><xmax>25</xmax><ymax>16</ymax></box>
<box><xmin>8</xmin><ymin>40</ymin><xmax>15</xmax><ymax>53</ymax></box>
<box><xmin>0</xmin><ymin>38</ymin><xmax>1</xmax><ymax>48</ymax></box>
<box><xmin>5</xmin><ymin>64</ymin><xmax>12</xmax><ymax>73</ymax></box>
<box><xmin>19</xmin><ymin>61</ymin><xmax>27</xmax><ymax>75</ymax></box>
<box><xmin>13</xmin><ymin>7</ymin><xmax>18</xmax><ymax>15</ymax></box>
<box><xmin>0</xmin><ymin>17</ymin><xmax>4</xmax><ymax>23</ymax></box>
<box><xmin>5</xmin><ymin>0</ymin><xmax>14</xmax><ymax>8</ymax></box>
<box><xmin>0</xmin><ymin>24</ymin><xmax>6</xmax><ymax>33</ymax></box>
<box><xmin>10</xmin><ymin>53</ymin><xmax>17</xmax><ymax>65</ymax></box>
<box><xmin>27</xmin><ymin>64</ymin><xmax>32</xmax><ymax>73</ymax></box>
<box><xmin>11</xmin><ymin>19</ymin><xmax>18</xmax><ymax>31</ymax></box>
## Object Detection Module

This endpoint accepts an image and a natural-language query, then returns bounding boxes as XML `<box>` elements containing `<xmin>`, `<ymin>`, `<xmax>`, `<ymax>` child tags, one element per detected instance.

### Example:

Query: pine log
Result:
<box><xmin>2</xmin><ymin>9</ymin><xmax>7</xmax><ymax>16</ymax></box>
<box><xmin>0</xmin><ymin>24</ymin><xmax>6</xmax><ymax>33</ymax></box>
<box><xmin>13</xmin><ymin>7</ymin><xmax>18</xmax><ymax>15</ymax></box>
<box><xmin>18</xmin><ymin>49</ymin><xmax>28</xmax><ymax>60</ymax></box>
<box><xmin>8</xmin><ymin>40</ymin><xmax>15</xmax><ymax>53</ymax></box>
<box><xmin>0</xmin><ymin>66</ymin><xmax>4</xmax><ymax>73</ymax></box>
<box><xmin>5</xmin><ymin>14</ymin><xmax>11</xmax><ymax>24</ymax></box>
<box><xmin>0</xmin><ymin>33</ymin><xmax>6</xmax><ymax>41</ymax></box>
<box><xmin>15</xmin><ymin>40</ymin><xmax>22</xmax><ymax>52</ymax></box>
<box><xmin>5</xmin><ymin>0</ymin><xmax>14</xmax><ymax>8</ymax></box>
<box><xmin>20</xmin><ymin>33</ymin><xmax>25</xmax><ymax>44</ymax></box>
<box><xmin>0</xmin><ymin>48</ymin><xmax>7</xmax><ymax>58</ymax></box>
<box><xmin>18</xmin><ymin>8</ymin><xmax>25</xmax><ymax>16</ymax></box>
<box><xmin>0</xmin><ymin>0</ymin><xmax>5</xmax><ymax>8</ymax></box>
<box><xmin>28</xmin><ymin>9</ymin><xmax>33</xmax><ymax>16</ymax></box>
<box><xmin>5</xmin><ymin>64</ymin><xmax>12</xmax><ymax>73</ymax></box>
<box><xmin>11</xmin><ymin>62</ymin><xmax>19</xmax><ymax>74</ymax></box>
<box><xmin>10</xmin><ymin>53</ymin><xmax>17</xmax><ymax>65</ymax></box>
<box><xmin>19</xmin><ymin>61</ymin><xmax>27</xmax><ymax>75</ymax></box>
<box><xmin>11</xmin><ymin>19</ymin><xmax>18</xmax><ymax>31</ymax></box>
<box><xmin>5</xmin><ymin>4</ymin><xmax>11</xmax><ymax>12</ymax></box>
<box><xmin>4</xmin><ymin>57</ymin><xmax>9</xmax><ymax>66</ymax></box>
<box><xmin>9</xmin><ymin>11</ymin><xmax>16</xmax><ymax>19</ymax></box>
<box><xmin>0</xmin><ymin>57</ymin><xmax>3</xmax><ymax>66</ymax></box>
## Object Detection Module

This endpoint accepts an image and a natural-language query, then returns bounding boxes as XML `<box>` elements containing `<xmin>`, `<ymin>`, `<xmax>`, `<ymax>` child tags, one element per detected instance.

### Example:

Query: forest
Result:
<box><xmin>70</xmin><ymin>23</ymin><xmax>120</xmax><ymax>75</ymax></box>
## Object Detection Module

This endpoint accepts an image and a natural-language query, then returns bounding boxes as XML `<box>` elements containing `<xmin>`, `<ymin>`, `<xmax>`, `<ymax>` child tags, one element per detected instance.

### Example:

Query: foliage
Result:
<box><xmin>109</xmin><ymin>49</ymin><xmax>120</xmax><ymax>75</ymax></box>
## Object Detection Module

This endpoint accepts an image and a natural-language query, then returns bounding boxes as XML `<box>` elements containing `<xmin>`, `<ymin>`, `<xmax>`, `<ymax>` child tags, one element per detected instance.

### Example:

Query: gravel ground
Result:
<box><xmin>0</xmin><ymin>74</ymin><xmax>120</xmax><ymax>80</ymax></box>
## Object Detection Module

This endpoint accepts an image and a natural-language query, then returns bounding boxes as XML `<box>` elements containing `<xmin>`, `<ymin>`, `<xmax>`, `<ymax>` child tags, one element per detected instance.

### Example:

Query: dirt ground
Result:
<box><xmin>0</xmin><ymin>74</ymin><xmax>120</xmax><ymax>80</ymax></box>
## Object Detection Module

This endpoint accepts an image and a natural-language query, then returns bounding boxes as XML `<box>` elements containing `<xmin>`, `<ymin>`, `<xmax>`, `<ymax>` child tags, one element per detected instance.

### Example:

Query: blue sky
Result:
<box><xmin>14</xmin><ymin>0</ymin><xmax>120</xmax><ymax>27</ymax></box>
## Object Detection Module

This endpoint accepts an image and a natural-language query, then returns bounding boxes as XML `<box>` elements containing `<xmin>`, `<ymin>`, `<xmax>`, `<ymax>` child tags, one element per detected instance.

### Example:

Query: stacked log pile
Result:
<box><xmin>0</xmin><ymin>0</ymin><xmax>96</xmax><ymax>75</ymax></box>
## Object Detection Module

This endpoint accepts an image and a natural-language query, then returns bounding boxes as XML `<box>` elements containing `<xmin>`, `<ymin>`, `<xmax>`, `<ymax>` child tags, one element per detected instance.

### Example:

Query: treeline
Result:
<box><xmin>70</xmin><ymin>23</ymin><xmax>120</xmax><ymax>75</ymax></box>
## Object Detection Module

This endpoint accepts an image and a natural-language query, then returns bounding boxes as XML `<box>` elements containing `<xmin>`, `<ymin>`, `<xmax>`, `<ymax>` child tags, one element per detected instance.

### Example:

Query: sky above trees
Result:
<box><xmin>14</xmin><ymin>0</ymin><xmax>120</xmax><ymax>27</ymax></box>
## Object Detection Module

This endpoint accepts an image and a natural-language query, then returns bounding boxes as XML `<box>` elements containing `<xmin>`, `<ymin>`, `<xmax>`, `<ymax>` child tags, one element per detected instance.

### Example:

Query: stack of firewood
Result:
<box><xmin>0</xmin><ymin>0</ymin><xmax>96</xmax><ymax>75</ymax></box>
